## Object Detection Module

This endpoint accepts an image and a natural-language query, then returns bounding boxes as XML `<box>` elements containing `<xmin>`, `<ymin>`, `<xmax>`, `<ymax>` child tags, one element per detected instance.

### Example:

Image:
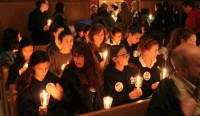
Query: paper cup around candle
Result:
<box><xmin>40</xmin><ymin>90</ymin><xmax>50</xmax><ymax>107</ymax></box>
<box><xmin>103</xmin><ymin>96</ymin><xmax>113</xmax><ymax>109</ymax></box>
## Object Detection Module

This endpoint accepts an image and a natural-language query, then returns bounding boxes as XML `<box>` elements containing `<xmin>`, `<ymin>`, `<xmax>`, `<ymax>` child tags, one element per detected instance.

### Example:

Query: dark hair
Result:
<box><xmin>111</xmin><ymin>4</ymin><xmax>118</xmax><ymax>10</ymax></box>
<box><xmin>111</xmin><ymin>26</ymin><xmax>122</xmax><ymax>35</ymax></box>
<box><xmin>71</xmin><ymin>41</ymin><xmax>103</xmax><ymax>88</ymax></box>
<box><xmin>167</xmin><ymin>28</ymin><xmax>195</xmax><ymax>51</ymax></box>
<box><xmin>58</xmin><ymin>27</ymin><xmax>73</xmax><ymax>41</ymax></box>
<box><xmin>16</xmin><ymin>50</ymin><xmax>50</xmax><ymax>94</ymax></box>
<box><xmin>182</xmin><ymin>0</ymin><xmax>195</xmax><ymax>8</ymax></box>
<box><xmin>107</xmin><ymin>45</ymin><xmax>124</xmax><ymax>67</ymax></box>
<box><xmin>15</xmin><ymin>38</ymin><xmax>34</xmax><ymax>64</ymax></box>
<box><xmin>83</xmin><ymin>25</ymin><xmax>91</xmax><ymax>34</ymax></box>
<box><xmin>151</xmin><ymin>30</ymin><xmax>165</xmax><ymax>47</ymax></box>
<box><xmin>36</xmin><ymin>0</ymin><xmax>47</xmax><ymax>8</ymax></box>
<box><xmin>55</xmin><ymin>2</ymin><xmax>64</xmax><ymax>13</ymax></box>
<box><xmin>137</xmin><ymin>36</ymin><xmax>159</xmax><ymax>53</ymax></box>
<box><xmin>88</xmin><ymin>23</ymin><xmax>107</xmax><ymax>51</ymax></box>
<box><xmin>50</xmin><ymin>25</ymin><xmax>64</xmax><ymax>44</ymax></box>
<box><xmin>2</xmin><ymin>28</ymin><xmax>19</xmax><ymax>51</ymax></box>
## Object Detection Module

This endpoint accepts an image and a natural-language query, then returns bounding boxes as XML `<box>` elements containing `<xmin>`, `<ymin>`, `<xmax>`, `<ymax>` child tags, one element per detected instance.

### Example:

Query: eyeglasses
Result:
<box><xmin>73</xmin><ymin>55</ymin><xmax>84</xmax><ymax>59</ymax></box>
<box><xmin>116</xmin><ymin>53</ymin><xmax>130</xmax><ymax>58</ymax></box>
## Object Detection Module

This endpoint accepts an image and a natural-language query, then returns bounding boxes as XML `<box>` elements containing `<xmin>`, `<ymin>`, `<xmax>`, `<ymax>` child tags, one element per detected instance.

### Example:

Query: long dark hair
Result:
<box><xmin>70</xmin><ymin>41</ymin><xmax>103</xmax><ymax>88</ymax></box>
<box><xmin>15</xmin><ymin>50</ymin><xmax>50</xmax><ymax>94</ymax></box>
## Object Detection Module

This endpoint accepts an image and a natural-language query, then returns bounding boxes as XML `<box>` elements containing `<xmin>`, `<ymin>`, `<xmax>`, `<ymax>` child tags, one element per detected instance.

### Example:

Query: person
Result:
<box><xmin>147</xmin><ymin>43</ymin><xmax>200</xmax><ymax>116</ymax></box>
<box><xmin>16</xmin><ymin>50</ymin><xmax>68</xmax><ymax>116</ymax></box>
<box><xmin>120</xmin><ymin>24</ymin><xmax>143</xmax><ymax>63</ymax></box>
<box><xmin>183</xmin><ymin>0</ymin><xmax>200</xmax><ymax>45</ymax></box>
<box><xmin>88</xmin><ymin>23</ymin><xmax>108</xmax><ymax>69</ymax></box>
<box><xmin>104</xmin><ymin>45</ymin><xmax>142</xmax><ymax>107</ymax></box>
<box><xmin>90</xmin><ymin>4</ymin><xmax>98</xmax><ymax>20</ymax></box>
<box><xmin>106</xmin><ymin>26</ymin><xmax>122</xmax><ymax>46</ymax></box>
<box><xmin>60</xmin><ymin>41</ymin><xmax>103</xmax><ymax>114</ymax></box>
<box><xmin>167</xmin><ymin>28</ymin><xmax>197</xmax><ymax>75</ymax></box>
<box><xmin>46</xmin><ymin>25</ymin><xmax>64</xmax><ymax>56</ymax></box>
<box><xmin>28</xmin><ymin>0</ymin><xmax>51</xmax><ymax>45</ymax></box>
<box><xmin>7</xmin><ymin>38</ymin><xmax>34</xmax><ymax>87</ymax></box>
<box><xmin>131</xmin><ymin>0</ymin><xmax>142</xmax><ymax>25</ymax></box>
<box><xmin>133</xmin><ymin>37</ymin><xmax>164</xmax><ymax>99</ymax></box>
<box><xmin>50</xmin><ymin>28</ymin><xmax>73</xmax><ymax>77</ymax></box>
<box><xmin>76</xmin><ymin>25</ymin><xmax>91</xmax><ymax>43</ymax></box>
<box><xmin>110</xmin><ymin>3</ymin><xmax>119</xmax><ymax>22</ymax></box>
<box><xmin>52</xmin><ymin>2</ymin><xmax>68</xmax><ymax>27</ymax></box>
<box><xmin>1</xmin><ymin>28</ymin><xmax>21</xmax><ymax>68</ymax></box>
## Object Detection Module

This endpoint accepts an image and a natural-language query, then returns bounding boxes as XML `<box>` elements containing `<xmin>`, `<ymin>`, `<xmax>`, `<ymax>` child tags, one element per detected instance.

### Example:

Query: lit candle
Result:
<box><xmin>103</xmin><ymin>50</ymin><xmax>108</xmax><ymax>61</ymax></box>
<box><xmin>149</xmin><ymin>14</ymin><xmax>152</xmax><ymax>20</ymax></box>
<box><xmin>162</xmin><ymin>68</ymin><xmax>167</xmax><ymax>79</ymax></box>
<box><xmin>103</xmin><ymin>96</ymin><xmax>113</xmax><ymax>109</ymax></box>
<box><xmin>47</xmin><ymin>19</ymin><xmax>52</xmax><ymax>26</ymax></box>
<box><xmin>135</xmin><ymin>76</ymin><xmax>143</xmax><ymax>88</ymax></box>
<box><xmin>24</xmin><ymin>63</ymin><xmax>28</xmax><ymax>68</ymax></box>
<box><xmin>61</xmin><ymin>62</ymin><xmax>69</xmax><ymax>71</ymax></box>
<box><xmin>40</xmin><ymin>90</ymin><xmax>50</xmax><ymax>107</ymax></box>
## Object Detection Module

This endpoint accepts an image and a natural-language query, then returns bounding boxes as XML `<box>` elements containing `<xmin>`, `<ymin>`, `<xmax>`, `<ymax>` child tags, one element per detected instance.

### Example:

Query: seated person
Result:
<box><xmin>104</xmin><ymin>45</ymin><xmax>142</xmax><ymax>107</ymax></box>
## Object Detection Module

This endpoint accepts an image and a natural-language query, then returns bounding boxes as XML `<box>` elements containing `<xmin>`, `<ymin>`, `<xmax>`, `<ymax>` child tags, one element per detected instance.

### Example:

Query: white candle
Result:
<box><xmin>40</xmin><ymin>90</ymin><xmax>50</xmax><ymax>107</ymax></box>
<box><xmin>135</xmin><ymin>76</ymin><xmax>142</xmax><ymax>88</ymax></box>
<box><xmin>149</xmin><ymin>14</ymin><xmax>152</xmax><ymax>20</ymax></box>
<box><xmin>103</xmin><ymin>96</ymin><xmax>113</xmax><ymax>109</ymax></box>
<box><xmin>47</xmin><ymin>19</ymin><xmax>52</xmax><ymax>26</ymax></box>
<box><xmin>103</xmin><ymin>51</ymin><xmax>108</xmax><ymax>61</ymax></box>
<box><xmin>61</xmin><ymin>62</ymin><xmax>69</xmax><ymax>71</ymax></box>
<box><xmin>162</xmin><ymin>68</ymin><xmax>167</xmax><ymax>79</ymax></box>
<box><xmin>24</xmin><ymin>63</ymin><xmax>28</xmax><ymax>68</ymax></box>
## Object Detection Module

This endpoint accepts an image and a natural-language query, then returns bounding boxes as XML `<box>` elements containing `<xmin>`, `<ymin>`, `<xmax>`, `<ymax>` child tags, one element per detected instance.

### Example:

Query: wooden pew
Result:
<box><xmin>34</xmin><ymin>45</ymin><xmax>49</xmax><ymax>52</ymax></box>
<box><xmin>9</xmin><ymin>84</ymin><xmax>18</xmax><ymax>116</ymax></box>
<box><xmin>80</xmin><ymin>99</ymin><xmax>151</xmax><ymax>116</ymax></box>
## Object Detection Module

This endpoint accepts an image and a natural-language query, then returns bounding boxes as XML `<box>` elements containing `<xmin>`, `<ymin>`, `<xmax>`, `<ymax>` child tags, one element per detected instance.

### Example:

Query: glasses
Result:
<box><xmin>116</xmin><ymin>53</ymin><xmax>130</xmax><ymax>58</ymax></box>
<box><xmin>73</xmin><ymin>55</ymin><xmax>84</xmax><ymax>59</ymax></box>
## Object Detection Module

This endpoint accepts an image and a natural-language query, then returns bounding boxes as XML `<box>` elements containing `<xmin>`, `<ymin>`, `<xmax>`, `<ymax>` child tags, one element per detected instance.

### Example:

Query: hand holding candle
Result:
<box><xmin>40</xmin><ymin>90</ymin><xmax>50</xmax><ymax>107</ymax></box>
<box><xmin>103</xmin><ymin>96</ymin><xmax>113</xmax><ymax>109</ymax></box>
<box><xmin>135</xmin><ymin>76</ymin><xmax>143</xmax><ymax>88</ymax></box>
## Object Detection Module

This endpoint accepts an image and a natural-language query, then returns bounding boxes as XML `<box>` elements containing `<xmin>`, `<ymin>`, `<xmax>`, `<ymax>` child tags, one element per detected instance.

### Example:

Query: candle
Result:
<box><xmin>149</xmin><ymin>14</ymin><xmax>152</xmax><ymax>20</ymax></box>
<box><xmin>47</xmin><ymin>19</ymin><xmax>52</xmax><ymax>26</ymax></box>
<box><xmin>103</xmin><ymin>96</ymin><xmax>113</xmax><ymax>109</ymax></box>
<box><xmin>103</xmin><ymin>50</ymin><xmax>108</xmax><ymax>61</ymax></box>
<box><xmin>61</xmin><ymin>62</ymin><xmax>69</xmax><ymax>71</ymax></box>
<box><xmin>135</xmin><ymin>76</ymin><xmax>143</xmax><ymax>88</ymax></box>
<box><xmin>162</xmin><ymin>68</ymin><xmax>167</xmax><ymax>79</ymax></box>
<box><xmin>24</xmin><ymin>63</ymin><xmax>28</xmax><ymax>68</ymax></box>
<box><xmin>40</xmin><ymin>90</ymin><xmax>50</xmax><ymax>107</ymax></box>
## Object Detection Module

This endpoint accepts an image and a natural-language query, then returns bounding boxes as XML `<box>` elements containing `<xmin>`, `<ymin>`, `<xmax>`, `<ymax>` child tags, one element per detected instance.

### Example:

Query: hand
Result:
<box><xmin>180</xmin><ymin>98</ymin><xmax>197</xmax><ymax>116</ymax></box>
<box><xmin>100</xmin><ymin>61</ymin><xmax>105</xmax><ymax>69</ymax></box>
<box><xmin>43</xmin><ymin>25</ymin><xmax>50</xmax><ymax>31</ymax></box>
<box><xmin>151</xmin><ymin>82</ymin><xmax>159</xmax><ymax>90</ymax></box>
<box><xmin>39</xmin><ymin>106</ymin><xmax>47</xmax><ymax>116</ymax></box>
<box><xmin>49</xmin><ymin>83</ymin><xmax>63</xmax><ymax>101</ymax></box>
<box><xmin>129</xmin><ymin>88</ymin><xmax>143</xmax><ymax>100</ymax></box>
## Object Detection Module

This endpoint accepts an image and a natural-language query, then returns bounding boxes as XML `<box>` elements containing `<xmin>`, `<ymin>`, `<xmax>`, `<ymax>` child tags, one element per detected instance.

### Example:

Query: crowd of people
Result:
<box><xmin>0</xmin><ymin>0</ymin><xmax>200</xmax><ymax>115</ymax></box>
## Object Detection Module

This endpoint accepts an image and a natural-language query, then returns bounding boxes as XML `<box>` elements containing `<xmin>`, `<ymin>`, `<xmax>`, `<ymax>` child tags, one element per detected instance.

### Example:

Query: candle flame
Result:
<box><xmin>47</xmin><ymin>19</ymin><xmax>52</xmax><ymax>26</ymax></box>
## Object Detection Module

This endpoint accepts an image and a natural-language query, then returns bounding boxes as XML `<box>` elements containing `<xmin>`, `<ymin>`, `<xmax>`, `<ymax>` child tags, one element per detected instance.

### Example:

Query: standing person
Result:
<box><xmin>147</xmin><ymin>44</ymin><xmax>200</xmax><ymax>116</ymax></box>
<box><xmin>131</xmin><ymin>0</ymin><xmax>142</xmax><ymax>25</ymax></box>
<box><xmin>7</xmin><ymin>38</ymin><xmax>34</xmax><ymax>87</ymax></box>
<box><xmin>50</xmin><ymin>28</ymin><xmax>73</xmax><ymax>77</ymax></box>
<box><xmin>104</xmin><ymin>45</ymin><xmax>142</xmax><ymax>107</ymax></box>
<box><xmin>183</xmin><ymin>0</ymin><xmax>200</xmax><ymax>45</ymax></box>
<box><xmin>52</xmin><ymin>2</ymin><xmax>68</xmax><ymax>27</ymax></box>
<box><xmin>60</xmin><ymin>41</ymin><xmax>103</xmax><ymax>114</ymax></box>
<box><xmin>28</xmin><ymin>0</ymin><xmax>51</xmax><ymax>45</ymax></box>
<box><xmin>1</xmin><ymin>28</ymin><xmax>21</xmax><ymax>68</ymax></box>
<box><xmin>16</xmin><ymin>51</ymin><xmax>68</xmax><ymax>116</ymax></box>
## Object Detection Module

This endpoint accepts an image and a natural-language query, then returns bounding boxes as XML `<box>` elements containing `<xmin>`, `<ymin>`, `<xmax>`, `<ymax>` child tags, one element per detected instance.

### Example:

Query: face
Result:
<box><xmin>185</xmin><ymin>34</ymin><xmax>197</xmax><ymax>46</ymax></box>
<box><xmin>146</xmin><ymin>44</ymin><xmax>159</xmax><ymax>61</ymax></box>
<box><xmin>34</xmin><ymin>61</ymin><xmax>50</xmax><ymax>80</ymax></box>
<box><xmin>53</xmin><ymin>27</ymin><xmax>64</xmax><ymax>40</ymax></box>
<box><xmin>131</xmin><ymin>33</ymin><xmax>142</xmax><ymax>44</ymax></box>
<box><xmin>112</xmin><ymin>32</ymin><xmax>122</xmax><ymax>44</ymax></box>
<box><xmin>113</xmin><ymin>48</ymin><xmax>129</xmax><ymax>67</ymax></box>
<box><xmin>41</xmin><ymin>1</ymin><xmax>49</xmax><ymax>11</ymax></box>
<box><xmin>183</xmin><ymin>5</ymin><xmax>190</xmax><ymax>14</ymax></box>
<box><xmin>93</xmin><ymin>29</ymin><xmax>105</xmax><ymax>47</ymax></box>
<box><xmin>21</xmin><ymin>45</ymin><xmax>33</xmax><ymax>61</ymax></box>
<box><xmin>60</xmin><ymin>35</ymin><xmax>73</xmax><ymax>50</ymax></box>
<box><xmin>73</xmin><ymin>54</ymin><xmax>85</xmax><ymax>68</ymax></box>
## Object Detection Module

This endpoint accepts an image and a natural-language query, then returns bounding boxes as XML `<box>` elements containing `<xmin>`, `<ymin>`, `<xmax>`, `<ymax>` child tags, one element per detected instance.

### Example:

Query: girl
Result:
<box><xmin>60</xmin><ymin>41</ymin><xmax>103</xmax><ymax>114</ymax></box>
<box><xmin>16</xmin><ymin>51</ymin><xmax>67</xmax><ymax>116</ymax></box>
<box><xmin>104</xmin><ymin>45</ymin><xmax>142</xmax><ymax>107</ymax></box>
<box><xmin>106</xmin><ymin>26</ymin><xmax>122</xmax><ymax>46</ymax></box>
<box><xmin>7</xmin><ymin>38</ymin><xmax>34</xmax><ymax>87</ymax></box>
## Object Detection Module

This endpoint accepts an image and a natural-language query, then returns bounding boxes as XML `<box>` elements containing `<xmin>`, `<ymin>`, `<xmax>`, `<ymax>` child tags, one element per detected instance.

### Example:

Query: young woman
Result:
<box><xmin>104</xmin><ymin>45</ymin><xmax>142</xmax><ymax>107</ymax></box>
<box><xmin>106</xmin><ymin>26</ymin><xmax>122</xmax><ymax>46</ymax></box>
<box><xmin>7</xmin><ymin>38</ymin><xmax>34</xmax><ymax>87</ymax></box>
<box><xmin>60</xmin><ymin>41</ymin><xmax>103</xmax><ymax>114</ymax></box>
<box><xmin>88</xmin><ymin>23</ymin><xmax>108</xmax><ymax>69</ymax></box>
<box><xmin>16</xmin><ymin>51</ymin><xmax>68</xmax><ymax>116</ymax></box>
<box><xmin>1</xmin><ymin>28</ymin><xmax>21</xmax><ymax>68</ymax></box>
<box><xmin>134</xmin><ymin>37</ymin><xmax>164</xmax><ymax>99</ymax></box>
<box><xmin>50</xmin><ymin>28</ymin><xmax>73</xmax><ymax>77</ymax></box>
<box><xmin>46</xmin><ymin>25</ymin><xmax>64</xmax><ymax>56</ymax></box>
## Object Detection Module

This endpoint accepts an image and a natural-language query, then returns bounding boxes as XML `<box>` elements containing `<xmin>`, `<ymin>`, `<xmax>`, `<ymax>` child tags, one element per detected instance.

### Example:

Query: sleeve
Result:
<box><xmin>18</xmin><ymin>89</ymin><xmax>39</xmax><ymax>116</ymax></box>
<box><xmin>104</xmin><ymin>71</ymin><xmax>131</xmax><ymax>106</ymax></box>
<box><xmin>1</xmin><ymin>52</ymin><xmax>14</xmax><ymax>68</ymax></box>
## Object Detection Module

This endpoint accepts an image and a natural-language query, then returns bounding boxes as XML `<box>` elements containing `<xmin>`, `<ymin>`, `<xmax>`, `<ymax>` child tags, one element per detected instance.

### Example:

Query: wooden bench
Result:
<box><xmin>80</xmin><ymin>99</ymin><xmax>151</xmax><ymax>116</ymax></box>
<box><xmin>9</xmin><ymin>84</ymin><xmax>18</xmax><ymax>116</ymax></box>
<box><xmin>34</xmin><ymin>45</ymin><xmax>49</xmax><ymax>52</ymax></box>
